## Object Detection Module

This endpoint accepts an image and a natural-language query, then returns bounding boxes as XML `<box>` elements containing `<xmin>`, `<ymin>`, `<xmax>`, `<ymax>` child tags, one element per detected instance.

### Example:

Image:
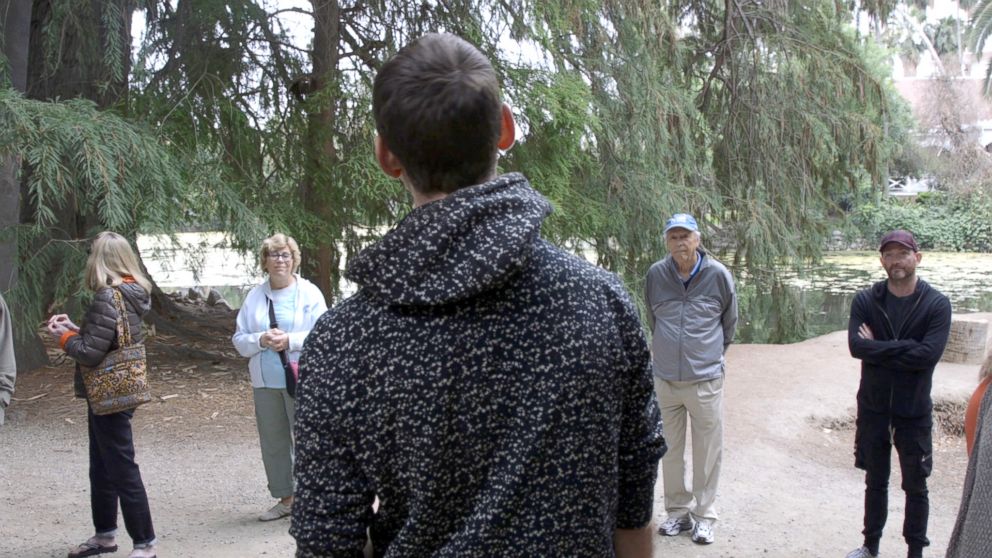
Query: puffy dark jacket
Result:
<box><xmin>293</xmin><ymin>173</ymin><xmax>666</xmax><ymax>558</ymax></box>
<box><xmin>66</xmin><ymin>282</ymin><xmax>150</xmax><ymax>397</ymax></box>
<box><xmin>848</xmin><ymin>279</ymin><xmax>952</xmax><ymax>419</ymax></box>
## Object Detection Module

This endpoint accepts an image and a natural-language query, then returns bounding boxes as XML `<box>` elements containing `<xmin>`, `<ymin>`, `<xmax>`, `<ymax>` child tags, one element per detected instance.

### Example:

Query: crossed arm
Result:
<box><xmin>848</xmin><ymin>295</ymin><xmax>952</xmax><ymax>370</ymax></box>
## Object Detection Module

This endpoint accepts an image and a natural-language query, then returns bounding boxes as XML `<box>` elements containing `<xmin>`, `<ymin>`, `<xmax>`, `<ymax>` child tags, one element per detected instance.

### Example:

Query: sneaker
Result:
<box><xmin>128</xmin><ymin>546</ymin><xmax>157</xmax><ymax>558</ymax></box>
<box><xmin>691</xmin><ymin>519</ymin><xmax>715</xmax><ymax>544</ymax></box>
<box><xmin>844</xmin><ymin>547</ymin><xmax>878</xmax><ymax>558</ymax></box>
<box><xmin>658</xmin><ymin>514</ymin><xmax>695</xmax><ymax>536</ymax></box>
<box><xmin>258</xmin><ymin>501</ymin><xmax>292</xmax><ymax>521</ymax></box>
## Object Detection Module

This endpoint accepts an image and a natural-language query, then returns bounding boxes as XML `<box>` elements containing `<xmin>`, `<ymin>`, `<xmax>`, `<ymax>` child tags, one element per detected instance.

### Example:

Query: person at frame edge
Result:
<box><xmin>0</xmin><ymin>292</ymin><xmax>16</xmax><ymax>426</ymax></box>
<box><xmin>291</xmin><ymin>33</ymin><xmax>665</xmax><ymax>558</ymax></box>
<box><xmin>232</xmin><ymin>233</ymin><xmax>327</xmax><ymax>522</ymax></box>
<box><xmin>845</xmin><ymin>229</ymin><xmax>952</xmax><ymax>558</ymax></box>
<box><xmin>944</xmin><ymin>353</ymin><xmax>992</xmax><ymax>558</ymax></box>
<box><xmin>46</xmin><ymin>231</ymin><xmax>158</xmax><ymax>558</ymax></box>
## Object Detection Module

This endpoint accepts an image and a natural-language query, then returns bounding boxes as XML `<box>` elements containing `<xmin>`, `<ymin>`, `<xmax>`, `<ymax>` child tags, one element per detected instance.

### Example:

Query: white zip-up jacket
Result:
<box><xmin>233</xmin><ymin>275</ymin><xmax>327</xmax><ymax>388</ymax></box>
<box><xmin>645</xmin><ymin>250</ymin><xmax>737</xmax><ymax>383</ymax></box>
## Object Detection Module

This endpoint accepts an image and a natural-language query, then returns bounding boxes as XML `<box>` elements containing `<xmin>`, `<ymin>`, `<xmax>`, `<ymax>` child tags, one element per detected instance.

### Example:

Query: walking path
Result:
<box><xmin>0</xmin><ymin>329</ymin><xmax>981</xmax><ymax>557</ymax></box>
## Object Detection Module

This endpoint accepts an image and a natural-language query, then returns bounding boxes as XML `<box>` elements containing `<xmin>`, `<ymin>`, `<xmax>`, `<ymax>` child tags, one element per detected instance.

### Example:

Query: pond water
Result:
<box><xmin>138</xmin><ymin>234</ymin><xmax>992</xmax><ymax>344</ymax></box>
<box><xmin>735</xmin><ymin>252</ymin><xmax>992</xmax><ymax>344</ymax></box>
<box><xmin>137</xmin><ymin>233</ymin><xmax>264</xmax><ymax>307</ymax></box>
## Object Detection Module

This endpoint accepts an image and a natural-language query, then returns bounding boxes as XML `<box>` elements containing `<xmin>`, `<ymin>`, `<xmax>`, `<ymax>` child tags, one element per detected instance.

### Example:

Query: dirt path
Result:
<box><xmin>0</xmin><ymin>325</ymin><xmax>981</xmax><ymax>558</ymax></box>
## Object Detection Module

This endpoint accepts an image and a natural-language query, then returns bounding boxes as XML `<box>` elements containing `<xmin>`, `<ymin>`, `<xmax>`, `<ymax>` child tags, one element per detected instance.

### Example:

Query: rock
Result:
<box><xmin>942</xmin><ymin>315</ymin><xmax>991</xmax><ymax>364</ymax></box>
<box><xmin>215</xmin><ymin>300</ymin><xmax>234</xmax><ymax>312</ymax></box>
<box><xmin>206</xmin><ymin>288</ymin><xmax>225</xmax><ymax>306</ymax></box>
<box><xmin>186</xmin><ymin>287</ymin><xmax>201</xmax><ymax>301</ymax></box>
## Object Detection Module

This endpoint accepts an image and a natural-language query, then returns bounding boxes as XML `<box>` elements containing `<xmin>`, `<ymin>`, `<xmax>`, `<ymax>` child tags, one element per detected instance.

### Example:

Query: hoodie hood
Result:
<box><xmin>346</xmin><ymin>173</ymin><xmax>552</xmax><ymax>306</ymax></box>
<box><xmin>869</xmin><ymin>277</ymin><xmax>931</xmax><ymax>302</ymax></box>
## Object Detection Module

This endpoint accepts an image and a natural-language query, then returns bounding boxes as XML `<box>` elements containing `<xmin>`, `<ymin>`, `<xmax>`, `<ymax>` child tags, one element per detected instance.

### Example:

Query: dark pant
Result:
<box><xmin>88</xmin><ymin>407</ymin><xmax>155</xmax><ymax>545</ymax></box>
<box><xmin>855</xmin><ymin>411</ymin><xmax>932</xmax><ymax>557</ymax></box>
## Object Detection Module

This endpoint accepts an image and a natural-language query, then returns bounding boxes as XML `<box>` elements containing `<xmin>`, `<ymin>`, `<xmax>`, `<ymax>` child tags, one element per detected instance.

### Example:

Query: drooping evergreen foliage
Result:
<box><xmin>3</xmin><ymin>0</ymin><xmax>917</xmax><ymax>349</ymax></box>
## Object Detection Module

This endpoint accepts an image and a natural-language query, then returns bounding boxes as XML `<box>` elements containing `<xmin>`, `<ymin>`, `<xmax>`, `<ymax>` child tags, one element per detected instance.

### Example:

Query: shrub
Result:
<box><xmin>853</xmin><ymin>192</ymin><xmax>992</xmax><ymax>252</ymax></box>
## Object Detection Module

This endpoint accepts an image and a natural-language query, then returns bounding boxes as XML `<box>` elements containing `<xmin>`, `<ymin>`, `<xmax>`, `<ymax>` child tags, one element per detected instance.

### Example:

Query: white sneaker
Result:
<box><xmin>258</xmin><ymin>501</ymin><xmax>292</xmax><ymax>521</ymax></box>
<box><xmin>691</xmin><ymin>518</ymin><xmax>715</xmax><ymax>544</ymax></box>
<box><xmin>845</xmin><ymin>547</ymin><xmax>878</xmax><ymax>558</ymax></box>
<box><xmin>658</xmin><ymin>514</ymin><xmax>695</xmax><ymax>536</ymax></box>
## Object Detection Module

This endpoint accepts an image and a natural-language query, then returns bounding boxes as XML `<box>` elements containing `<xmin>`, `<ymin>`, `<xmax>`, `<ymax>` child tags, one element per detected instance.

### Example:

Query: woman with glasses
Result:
<box><xmin>232</xmin><ymin>233</ymin><xmax>327</xmax><ymax>521</ymax></box>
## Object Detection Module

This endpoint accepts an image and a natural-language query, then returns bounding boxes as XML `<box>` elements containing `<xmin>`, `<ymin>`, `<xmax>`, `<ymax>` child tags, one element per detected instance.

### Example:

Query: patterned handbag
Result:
<box><xmin>81</xmin><ymin>288</ymin><xmax>153</xmax><ymax>415</ymax></box>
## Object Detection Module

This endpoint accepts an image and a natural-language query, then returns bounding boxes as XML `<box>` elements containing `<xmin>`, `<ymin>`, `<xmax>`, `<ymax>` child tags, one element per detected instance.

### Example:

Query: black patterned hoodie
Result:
<box><xmin>292</xmin><ymin>173</ymin><xmax>665</xmax><ymax>557</ymax></box>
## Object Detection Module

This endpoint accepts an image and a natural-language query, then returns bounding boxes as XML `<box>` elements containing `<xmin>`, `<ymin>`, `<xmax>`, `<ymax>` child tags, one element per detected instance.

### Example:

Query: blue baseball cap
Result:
<box><xmin>664</xmin><ymin>213</ymin><xmax>698</xmax><ymax>234</ymax></box>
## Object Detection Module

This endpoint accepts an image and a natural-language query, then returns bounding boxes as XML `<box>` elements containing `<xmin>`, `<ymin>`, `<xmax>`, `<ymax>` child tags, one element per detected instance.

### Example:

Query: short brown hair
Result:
<box><xmin>372</xmin><ymin>33</ymin><xmax>503</xmax><ymax>195</ymax></box>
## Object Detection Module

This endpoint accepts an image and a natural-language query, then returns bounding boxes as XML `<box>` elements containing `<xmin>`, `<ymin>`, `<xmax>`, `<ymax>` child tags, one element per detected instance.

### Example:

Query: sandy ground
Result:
<box><xmin>0</xmin><ymin>325</ymin><xmax>983</xmax><ymax>558</ymax></box>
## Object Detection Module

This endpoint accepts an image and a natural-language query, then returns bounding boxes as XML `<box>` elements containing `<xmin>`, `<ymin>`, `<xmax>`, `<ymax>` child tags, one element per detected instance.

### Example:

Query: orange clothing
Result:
<box><xmin>965</xmin><ymin>376</ymin><xmax>991</xmax><ymax>456</ymax></box>
<box><xmin>59</xmin><ymin>330</ymin><xmax>79</xmax><ymax>350</ymax></box>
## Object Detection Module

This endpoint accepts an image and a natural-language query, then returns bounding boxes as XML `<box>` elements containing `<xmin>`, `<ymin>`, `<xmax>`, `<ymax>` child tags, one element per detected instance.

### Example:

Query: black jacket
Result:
<box><xmin>67</xmin><ymin>282</ymin><xmax>150</xmax><ymax>396</ymax></box>
<box><xmin>292</xmin><ymin>173</ymin><xmax>666</xmax><ymax>558</ymax></box>
<box><xmin>848</xmin><ymin>278</ymin><xmax>952</xmax><ymax>419</ymax></box>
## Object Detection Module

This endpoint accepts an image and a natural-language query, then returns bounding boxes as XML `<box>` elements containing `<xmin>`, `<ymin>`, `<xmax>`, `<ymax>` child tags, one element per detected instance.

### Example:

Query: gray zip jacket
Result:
<box><xmin>645</xmin><ymin>250</ymin><xmax>738</xmax><ymax>383</ymax></box>
<box><xmin>0</xmin><ymin>293</ymin><xmax>15</xmax><ymax>425</ymax></box>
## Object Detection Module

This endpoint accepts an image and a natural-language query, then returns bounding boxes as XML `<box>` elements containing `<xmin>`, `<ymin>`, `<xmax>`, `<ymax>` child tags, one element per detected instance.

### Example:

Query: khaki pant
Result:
<box><xmin>253</xmin><ymin>387</ymin><xmax>295</xmax><ymax>499</ymax></box>
<box><xmin>654</xmin><ymin>375</ymin><xmax>724</xmax><ymax>521</ymax></box>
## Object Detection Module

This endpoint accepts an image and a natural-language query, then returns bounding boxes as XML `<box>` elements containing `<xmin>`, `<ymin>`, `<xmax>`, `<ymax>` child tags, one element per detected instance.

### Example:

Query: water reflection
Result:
<box><xmin>140</xmin><ymin>234</ymin><xmax>992</xmax><ymax>344</ymax></box>
<box><xmin>736</xmin><ymin>252</ymin><xmax>992</xmax><ymax>344</ymax></box>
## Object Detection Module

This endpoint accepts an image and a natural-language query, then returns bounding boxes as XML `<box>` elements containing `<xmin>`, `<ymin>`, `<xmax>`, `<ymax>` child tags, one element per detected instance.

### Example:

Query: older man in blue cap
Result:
<box><xmin>644</xmin><ymin>213</ymin><xmax>737</xmax><ymax>545</ymax></box>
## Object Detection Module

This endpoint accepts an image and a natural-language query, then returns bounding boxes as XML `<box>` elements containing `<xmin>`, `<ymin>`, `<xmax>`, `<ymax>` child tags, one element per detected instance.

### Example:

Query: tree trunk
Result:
<box><xmin>300</xmin><ymin>0</ymin><xmax>341</xmax><ymax>303</ymax></box>
<box><xmin>27</xmin><ymin>0</ymin><xmax>134</xmax><ymax>106</ymax></box>
<box><xmin>2</xmin><ymin>0</ymin><xmax>49</xmax><ymax>372</ymax></box>
<box><xmin>1</xmin><ymin>0</ymin><xmax>30</xmax><ymax>291</ymax></box>
<box><xmin>25</xmin><ymin>0</ymin><xmax>135</xmax><ymax>240</ymax></box>
<box><xmin>13</xmin><ymin>0</ymin><xmax>136</xmax><ymax>369</ymax></box>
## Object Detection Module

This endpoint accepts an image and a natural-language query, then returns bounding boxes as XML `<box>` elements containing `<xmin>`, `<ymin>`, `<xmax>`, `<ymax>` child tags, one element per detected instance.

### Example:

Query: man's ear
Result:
<box><xmin>375</xmin><ymin>136</ymin><xmax>404</xmax><ymax>178</ymax></box>
<box><xmin>497</xmin><ymin>103</ymin><xmax>515</xmax><ymax>151</ymax></box>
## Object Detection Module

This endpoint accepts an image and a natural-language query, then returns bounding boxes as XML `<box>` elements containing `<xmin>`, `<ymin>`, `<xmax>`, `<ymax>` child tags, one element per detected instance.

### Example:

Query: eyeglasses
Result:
<box><xmin>267</xmin><ymin>252</ymin><xmax>293</xmax><ymax>261</ymax></box>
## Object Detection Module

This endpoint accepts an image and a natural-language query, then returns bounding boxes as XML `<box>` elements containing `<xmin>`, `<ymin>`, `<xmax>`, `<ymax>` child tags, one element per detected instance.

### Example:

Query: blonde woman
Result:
<box><xmin>232</xmin><ymin>233</ymin><xmax>326</xmax><ymax>521</ymax></box>
<box><xmin>47</xmin><ymin>232</ymin><xmax>157</xmax><ymax>558</ymax></box>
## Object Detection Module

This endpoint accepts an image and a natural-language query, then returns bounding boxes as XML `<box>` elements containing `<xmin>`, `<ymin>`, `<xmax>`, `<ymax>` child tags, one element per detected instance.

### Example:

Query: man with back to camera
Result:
<box><xmin>290</xmin><ymin>33</ymin><xmax>666</xmax><ymax>558</ymax></box>
<box><xmin>644</xmin><ymin>213</ymin><xmax>737</xmax><ymax>545</ymax></box>
<box><xmin>845</xmin><ymin>230</ymin><xmax>952</xmax><ymax>558</ymax></box>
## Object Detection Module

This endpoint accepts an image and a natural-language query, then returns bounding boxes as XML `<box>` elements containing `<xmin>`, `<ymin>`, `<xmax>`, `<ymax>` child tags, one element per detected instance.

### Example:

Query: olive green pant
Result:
<box><xmin>253</xmin><ymin>387</ymin><xmax>295</xmax><ymax>499</ymax></box>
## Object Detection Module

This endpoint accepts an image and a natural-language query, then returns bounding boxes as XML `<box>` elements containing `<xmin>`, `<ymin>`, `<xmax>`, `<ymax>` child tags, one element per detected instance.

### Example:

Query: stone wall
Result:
<box><xmin>943</xmin><ymin>314</ymin><xmax>992</xmax><ymax>365</ymax></box>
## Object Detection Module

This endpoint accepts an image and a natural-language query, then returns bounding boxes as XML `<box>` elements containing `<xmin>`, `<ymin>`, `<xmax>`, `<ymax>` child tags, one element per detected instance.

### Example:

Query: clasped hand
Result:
<box><xmin>46</xmin><ymin>314</ymin><xmax>80</xmax><ymax>340</ymax></box>
<box><xmin>858</xmin><ymin>323</ymin><xmax>875</xmax><ymax>340</ymax></box>
<box><xmin>260</xmin><ymin>329</ymin><xmax>289</xmax><ymax>352</ymax></box>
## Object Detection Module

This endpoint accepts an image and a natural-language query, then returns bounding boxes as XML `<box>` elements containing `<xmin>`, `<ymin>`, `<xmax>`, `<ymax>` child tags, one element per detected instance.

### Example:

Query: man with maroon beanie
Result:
<box><xmin>845</xmin><ymin>230</ymin><xmax>952</xmax><ymax>558</ymax></box>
